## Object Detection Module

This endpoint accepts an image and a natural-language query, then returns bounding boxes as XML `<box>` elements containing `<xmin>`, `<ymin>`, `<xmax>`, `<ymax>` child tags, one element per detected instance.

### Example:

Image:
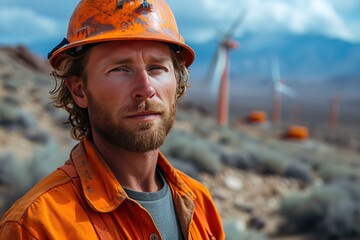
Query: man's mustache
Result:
<box><xmin>121</xmin><ymin>100</ymin><xmax>165</xmax><ymax>114</ymax></box>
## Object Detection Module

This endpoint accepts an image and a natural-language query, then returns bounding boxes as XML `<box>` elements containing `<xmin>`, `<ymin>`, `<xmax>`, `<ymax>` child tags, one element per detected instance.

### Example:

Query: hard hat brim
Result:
<box><xmin>49</xmin><ymin>32</ymin><xmax>195</xmax><ymax>69</ymax></box>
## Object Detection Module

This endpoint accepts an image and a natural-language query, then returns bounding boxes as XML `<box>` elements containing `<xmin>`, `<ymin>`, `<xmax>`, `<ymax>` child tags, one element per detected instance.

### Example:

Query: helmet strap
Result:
<box><xmin>47</xmin><ymin>38</ymin><xmax>69</xmax><ymax>59</ymax></box>
<box><xmin>169</xmin><ymin>44</ymin><xmax>182</xmax><ymax>54</ymax></box>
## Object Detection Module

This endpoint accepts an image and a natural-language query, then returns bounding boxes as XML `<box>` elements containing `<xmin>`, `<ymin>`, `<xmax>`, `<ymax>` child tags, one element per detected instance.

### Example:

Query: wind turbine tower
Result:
<box><xmin>217</xmin><ymin>39</ymin><xmax>238</xmax><ymax>126</ymax></box>
<box><xmin>208</xmin><ymin>13</ymin><xmax>245</xmax><ymax>127</ymax></box>
<box><xmin>271</xmin><ymin>58</ymin><xmax>296</xmax><ymax>125</ymax></box>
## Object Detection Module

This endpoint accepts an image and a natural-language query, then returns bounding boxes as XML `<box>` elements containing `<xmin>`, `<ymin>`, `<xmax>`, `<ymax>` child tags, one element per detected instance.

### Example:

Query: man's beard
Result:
<box><xmin>87</xmin><ymin>97</ymin><xmax>176</xmax><ymax>153</ymax></box>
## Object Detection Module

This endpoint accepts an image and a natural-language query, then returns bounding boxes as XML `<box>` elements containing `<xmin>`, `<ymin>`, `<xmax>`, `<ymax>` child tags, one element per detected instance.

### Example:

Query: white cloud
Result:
<box><xmin>0</xmin><ymin>7</ymin><xmax>60</xmax><ymax>45</ymax></box>
<box><xmin>170</xmin><ymin>0</ymin><xmax>360</xmax><ymax>43</ymax></box>
<box><xmin>329</xmin><ymin>0</ymin><xmax>360</xmax><ymax>11</ymax></box>
<box><xmin>0</xmin><ymin>0</ymin><xmax>78</xmax><ymax>20</ymax></box>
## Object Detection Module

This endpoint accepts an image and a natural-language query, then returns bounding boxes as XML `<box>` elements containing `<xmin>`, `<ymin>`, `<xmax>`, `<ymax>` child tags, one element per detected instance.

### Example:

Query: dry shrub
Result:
<box><xmin>217</xmin><ymin>127</ymin><xmax>247</xmax><ymax>147</ymax></box>
<box><xmin>279</xmin><ymin>180</ymin><xmax>360</xmax><ymax>237</ymax></box>
<box><xmin>283</xmin><ymin>162</ymin><xmax>313</xmax><ymax>183</ymax></box>
<box><xmin>0</xmin><ymin>102</ymin><xmax>37</xmax><ymax>130</ymax></box>
<box><xmin>168</xmin><ymin>157</ymin><xmax>200</xmax><ymax>180</ymax></box>
<box><xmin>0</xmin><ymin>137</ymin><xmax>70</xmax><ymax>216</ymax></box>
<box><xmin>316</xmin><ymin>162</ymin><xmax>360</xmax><ymax>183</ymax></box>
<box><xmin>223</xmin><ymin>219</ymin><xmax>268</xmax><ymax>240</ymax></box>
<box><xmin>162</xmin><ymin>130</ymin><xmax>222</xmax><ymax>175</ymax></box>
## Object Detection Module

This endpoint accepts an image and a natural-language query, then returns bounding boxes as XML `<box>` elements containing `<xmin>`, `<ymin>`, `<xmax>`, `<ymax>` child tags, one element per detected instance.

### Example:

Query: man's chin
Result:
<box><xmin>137</xmin><ymin>121</ymin><xmax>155</xmax><ymax>131</ymax></box>
<box><xmin>123</xmin><ymin>124</ymin><xmax>163</xmax><ymax>139</ymax></box>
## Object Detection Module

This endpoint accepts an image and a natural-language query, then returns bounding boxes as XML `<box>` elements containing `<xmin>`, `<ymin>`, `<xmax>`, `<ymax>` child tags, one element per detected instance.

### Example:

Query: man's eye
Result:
<box><xmin>149</xmin><ymin>66</ymin><xmax>168</xmax><ymax>72</ymax></box>
<box><xmin>110</xmin><ymin>67</ymin><xmax>127</xmax><ymax>72</ymax></box>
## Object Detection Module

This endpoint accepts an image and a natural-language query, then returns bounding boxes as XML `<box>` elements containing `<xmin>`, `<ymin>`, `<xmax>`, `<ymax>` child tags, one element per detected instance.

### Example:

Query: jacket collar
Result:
<box><xmin>70</xmin><ymin>135</ymin><xmax>196</xmax><ymax>213</ymax></box>
<box><xmin>156</xmin><ymin>152</ymin><xmax>197</xmax><ymax>201</ymax></box>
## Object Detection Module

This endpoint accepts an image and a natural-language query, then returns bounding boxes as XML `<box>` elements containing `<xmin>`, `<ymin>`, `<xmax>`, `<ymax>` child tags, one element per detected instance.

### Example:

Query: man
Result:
<box><xmin>0</xmin><ymin>0</ymin><xmax>225</xmax><ymax>239</ymax></box>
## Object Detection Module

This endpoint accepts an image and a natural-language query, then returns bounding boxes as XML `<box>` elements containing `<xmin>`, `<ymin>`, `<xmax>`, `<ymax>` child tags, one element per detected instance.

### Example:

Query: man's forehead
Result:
<box><xmin>94</xmin><ymin>40</ymin><xmax>170</xmax><ymax>52</ymax></box>
<box><xmin>89</xmin><ymin>40</ymin><xmax>173</xmax><ymax>62</ymax></box>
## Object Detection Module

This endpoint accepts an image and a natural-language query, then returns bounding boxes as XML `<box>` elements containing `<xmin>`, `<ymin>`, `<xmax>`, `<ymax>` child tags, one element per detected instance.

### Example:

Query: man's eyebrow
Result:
<box><xmin>103</xmin><ymin>57</ymin><xmax>133</xmax><ymax>65</ymax></box>
<box><xmin>147</xmin><ymin>55</ymin><xmax>172</xmax><ymax>63</ymax></box>
<box><xmin>102</xmin><ymin>56</ymin><xmax>171</xmax><ymax>65</ymax></box>
<box><xmin>99</xmin><ymin>52</ymin><xmax>173</xmax><ymax>67</ymax></box>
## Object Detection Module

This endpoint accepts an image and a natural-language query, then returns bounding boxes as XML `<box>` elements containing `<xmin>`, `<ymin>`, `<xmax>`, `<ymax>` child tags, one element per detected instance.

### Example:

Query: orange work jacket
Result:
<box><xmin>0</xmin><ymin>136</ymin><xmax>225</xmax><ymax>239</ymax></box>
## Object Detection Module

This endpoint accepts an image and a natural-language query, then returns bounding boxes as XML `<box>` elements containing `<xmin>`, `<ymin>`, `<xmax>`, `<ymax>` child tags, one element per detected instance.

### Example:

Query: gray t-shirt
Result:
<box><xmin>124</xmin><ymin>171</ymin><xmax>184</xmax><ymax>240</ymax></box>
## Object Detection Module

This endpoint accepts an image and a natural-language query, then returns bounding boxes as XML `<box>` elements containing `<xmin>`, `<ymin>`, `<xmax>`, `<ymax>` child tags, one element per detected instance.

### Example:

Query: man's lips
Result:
<box><xmin>126</xmin><ymin>111</ymin><xmax>161</xmax><ymax>119</ymax></box>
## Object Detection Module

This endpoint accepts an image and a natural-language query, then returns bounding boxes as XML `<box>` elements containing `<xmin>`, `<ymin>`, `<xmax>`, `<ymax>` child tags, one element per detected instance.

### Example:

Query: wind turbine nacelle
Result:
<box><xmin>224</xmin><ymin>40</ymin><xmax>239</xmax><ymax>49</ymax></box>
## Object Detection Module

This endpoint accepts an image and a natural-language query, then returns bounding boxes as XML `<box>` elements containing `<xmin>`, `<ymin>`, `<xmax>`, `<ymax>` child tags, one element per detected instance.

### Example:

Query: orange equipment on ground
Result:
<box><xmin>283</xmin><ymin>125</ymin><xmax>309</xmax><ymax>140</ymax></box>
<box><xmin>246</xmin><ymin>110</ymin><xmax>267</xmax><ymax>124</ymax></box>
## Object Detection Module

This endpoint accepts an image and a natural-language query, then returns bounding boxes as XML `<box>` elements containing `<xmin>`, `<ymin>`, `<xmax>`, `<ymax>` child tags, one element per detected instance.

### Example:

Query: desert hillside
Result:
<box><xmin>0</xmin><ymin>46</ymin><xmax>359</xmax><ymax>239</ymax></box>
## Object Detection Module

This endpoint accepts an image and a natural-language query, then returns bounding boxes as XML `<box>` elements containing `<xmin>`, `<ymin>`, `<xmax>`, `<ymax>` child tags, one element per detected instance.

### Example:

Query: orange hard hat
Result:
<box><xmin>48</xmin><ymin>0</ymin><xmax>195</xmax><ymax>69</ymax></box>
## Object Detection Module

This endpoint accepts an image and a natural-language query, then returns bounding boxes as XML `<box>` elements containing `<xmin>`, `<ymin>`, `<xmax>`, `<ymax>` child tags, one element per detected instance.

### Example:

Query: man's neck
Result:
<box><xmin>91</xmin><ymin>133</ymin><xmax>162</xmax><ymax>193</ymax></box>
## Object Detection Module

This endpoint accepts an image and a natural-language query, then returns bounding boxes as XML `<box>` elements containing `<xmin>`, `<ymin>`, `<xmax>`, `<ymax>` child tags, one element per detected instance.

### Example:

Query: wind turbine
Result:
<box><xmin>206</xmin><ymin>12</ymin><xmax>245</xmax><ymax>127</ymax></box>
<box><xmin>271</xmin><ymin>58</ymin><xmax>296</xmax><ymax>125</ymax></box>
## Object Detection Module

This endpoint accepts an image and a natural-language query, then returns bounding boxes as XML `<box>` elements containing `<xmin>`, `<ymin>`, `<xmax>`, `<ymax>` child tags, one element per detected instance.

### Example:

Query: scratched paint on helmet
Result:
<box><xmin>49</xmin><ymin>0</ymin><xmax>195</xmax><ymax>69</ymax></box>
<box><xmin>78</xmin><ymin>16</ymin><xmax>116</xmax><ymax>39</ymax></box>
<box><xmin>85</xmin><ymin>0</ymin><xmax>113</xmax><ymax>16</ymax></box>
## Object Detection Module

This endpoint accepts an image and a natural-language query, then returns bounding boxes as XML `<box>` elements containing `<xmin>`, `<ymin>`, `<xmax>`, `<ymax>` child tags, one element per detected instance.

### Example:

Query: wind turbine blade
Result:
<box><xmin>271</xmin><ymin>57</ymin><xmax>285</xmax><ymax>96</ymax></box>
<box><xmin>210</xmin><ymin>46</ymin><xmax>227</xmax><ymax>99</ymax></box>
<box><xmin>224</xmin><ymin>11</ymin><xmax>246</xmax><ymax>40</ymax></box>
<box><xmin>203</xmin><ymin>47</ymin><xmax>219</xmax><ymax>85</ymax></box>
<box><xmin>270</xmin><ymin>57</ymin><xmax>296</xmax><ymax>98</ymax></box>
<box><xmin>279</xmin><ymin>84</ymin><xmax>296</xmax><ymax>98</ymax></box>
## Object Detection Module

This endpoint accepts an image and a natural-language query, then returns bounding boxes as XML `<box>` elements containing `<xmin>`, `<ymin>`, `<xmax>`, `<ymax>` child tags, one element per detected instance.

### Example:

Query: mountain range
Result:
<box><xmin>190</xmin><ymin>32</ymin><xmax>360</xmax><ymax>81</ymax></box>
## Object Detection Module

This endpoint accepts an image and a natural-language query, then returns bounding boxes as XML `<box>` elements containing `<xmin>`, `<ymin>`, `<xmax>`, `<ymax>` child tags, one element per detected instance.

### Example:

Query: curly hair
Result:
<box><xmin>50</xmin><ymin>44</ymin><xmax>190</xmax><ymax>141</ymax></box>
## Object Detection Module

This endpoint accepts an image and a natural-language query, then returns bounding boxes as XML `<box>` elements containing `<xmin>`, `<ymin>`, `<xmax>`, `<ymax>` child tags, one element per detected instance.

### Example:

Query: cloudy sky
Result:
<box><xmin>1</xmin><ymin>0</ymin><xmax>360</xmax><ymax>56</ymax></box>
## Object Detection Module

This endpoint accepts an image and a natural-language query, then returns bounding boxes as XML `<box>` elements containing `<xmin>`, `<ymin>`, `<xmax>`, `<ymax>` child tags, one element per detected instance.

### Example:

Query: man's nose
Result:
<box><xmin>131</xmin><ymin>70</ymin><xmax>156</xmax><ymax>100</ymax></box>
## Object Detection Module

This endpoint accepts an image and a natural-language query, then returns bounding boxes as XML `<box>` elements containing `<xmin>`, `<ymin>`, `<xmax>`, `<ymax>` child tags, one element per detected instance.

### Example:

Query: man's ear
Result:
<box><xmin>66</xmin><ymin>76</ymin><xmax>88</xmax><ymax>108</ymax></box>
